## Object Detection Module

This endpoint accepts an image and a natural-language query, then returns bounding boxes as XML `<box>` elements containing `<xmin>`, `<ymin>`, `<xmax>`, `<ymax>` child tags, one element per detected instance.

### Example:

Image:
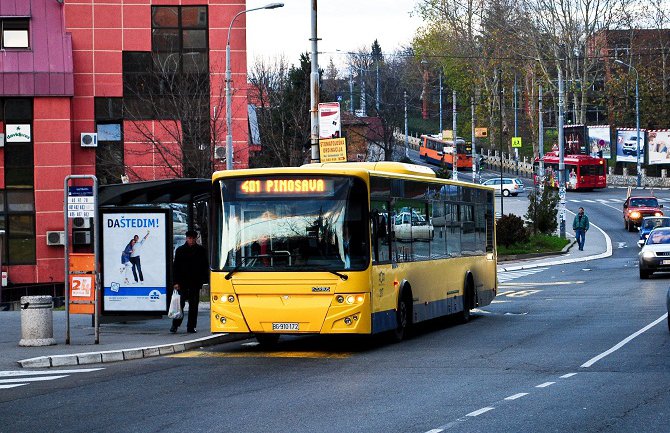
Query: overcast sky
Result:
<box><xmin>245</xmin><ymin>1</ymin><xmax>423</xmax><ymax>69</ymax></box>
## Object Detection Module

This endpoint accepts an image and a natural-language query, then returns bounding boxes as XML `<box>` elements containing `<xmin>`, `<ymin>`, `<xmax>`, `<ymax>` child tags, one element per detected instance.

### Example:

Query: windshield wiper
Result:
<box><xmin>224</xmin><ymin>265</ymin><xmax>244</xmax><ymax>280</ymax></box>
<box><xmin>311</xmin><ymin>268</ymin><xmax>349</xmax><ymax>280</ymax></box>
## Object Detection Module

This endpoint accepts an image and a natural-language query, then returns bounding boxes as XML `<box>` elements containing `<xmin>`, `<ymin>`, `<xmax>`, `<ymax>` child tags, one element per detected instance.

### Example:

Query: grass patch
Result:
<box><xmin>498</xmin><ymin>234</ymin><xmax>570</xmax><ymax>256</ymax></box>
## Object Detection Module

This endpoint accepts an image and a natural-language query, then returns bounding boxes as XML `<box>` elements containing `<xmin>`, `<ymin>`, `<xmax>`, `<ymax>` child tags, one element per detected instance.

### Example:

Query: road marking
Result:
<box><xmin>536</xmin><ymin>382</ymin><xmax>555</xmax><ymax>388</ymax></box>
<box><xmin>581</xmin><ymin>314</ymin><xmax>668</xmax><ymax>368</ymax></box>
<box><xmin>499</xmin><ymin>281</ymin><xmax>584</xmax><ymax>287</ymax></box>
<box><xmin>0</xmin><ymin>375</ymin><xmax>69</xmax><ymax>384</ymax></box>
<box><xmin>618</xmin><ymin>242</ymin><xmax>627</xmax><ymax>249</ymax></box>
<box><xmin>425</xmin><ymin>429</ymin><xmax>444</xmax><ymax>433</ymax></box>
<box><xmin>560</xmin><ymin>373</ymin><xmax>578</xmax><ymax>379</ymax></box>
<box><xmin>504</xmin><ymin>392</ymin><xmax>529</xmax><ymax>400</ymax></box>
<box><xmin>0</xmin><ymin>384</ymin><xmax>27</xmax><ymax>389</ymax></box>
<box><xmin>171</xmin><ymin>350</ymin><xmax>352</xmax><ymax>359</ymax></box>
<box><xmin>497</xmin><ymin>267</ymin><xmax>548</xmax><ymax>283</ymax></box>
<box><xmin>0</xmin><ymin>368</ymin><xmax>103</xmax><ymax>377</ymax></box>
<box><xmin>505</xmin><ymin>289</ymin><xmax>542</xmax><ymax>297</ymax></box>
<box><xmin>466</xmin><ymin>407</ymin><xmax>495</xmax><ymax>417</ymax></box>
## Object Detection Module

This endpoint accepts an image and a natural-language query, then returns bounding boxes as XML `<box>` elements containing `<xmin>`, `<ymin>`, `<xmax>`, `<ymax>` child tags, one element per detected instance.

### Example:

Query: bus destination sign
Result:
<box><xmin>237</xmin><ymin>178</ymin><xmax>334</xmax><ymax>197</ymax></box>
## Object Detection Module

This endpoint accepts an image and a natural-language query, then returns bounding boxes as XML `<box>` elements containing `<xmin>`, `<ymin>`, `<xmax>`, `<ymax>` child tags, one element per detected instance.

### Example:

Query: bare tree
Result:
<box><xmin>123</xmin><ymin>52</ymin><xmax>225</xmax><ymax>179</ymax></box>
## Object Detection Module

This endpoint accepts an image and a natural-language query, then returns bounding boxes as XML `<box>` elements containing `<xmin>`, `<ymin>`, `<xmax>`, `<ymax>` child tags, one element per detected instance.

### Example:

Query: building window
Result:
<box><xmin>151</xmin><ymin>6</ymin><xmax>209</xmax><ymax>76</ymax></box>
<box><xmin>1</xmin><ymin>19</ymin><xmax>29</xmax><ymax>49</ymax></box>
<box><xmin>95</xmin><ymin>98</ymin><xmax>125</xmax><ymax>185</ymax></box>
<box><xmin>1</xmin><ymin>98</ymin><xmax>35</xmax><ymax>265</ymax></box>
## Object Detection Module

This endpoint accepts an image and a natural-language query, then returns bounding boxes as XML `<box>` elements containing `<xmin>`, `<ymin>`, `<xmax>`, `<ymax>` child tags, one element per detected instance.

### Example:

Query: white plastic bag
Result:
<box><xmin>168</xmin><ymin>289</ymin><xmax>183</xmax><ymax>319</ymax></box>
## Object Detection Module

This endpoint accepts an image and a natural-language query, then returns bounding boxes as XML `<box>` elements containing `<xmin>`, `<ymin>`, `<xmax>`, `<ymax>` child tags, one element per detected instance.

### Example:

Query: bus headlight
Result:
<box><xmin>227</xmin><ymin>295</ymin><xmax>235</xmax><ymax>303</ymax></box>
<box><xmin>346</xmin><ymin>295</ymin><xmax>355</xmax><ymax>304</ymax></box>
<box><xmin>336</xmin><ymin>295</ymin><xmax>344</xmax><ymax>303</ymax></box>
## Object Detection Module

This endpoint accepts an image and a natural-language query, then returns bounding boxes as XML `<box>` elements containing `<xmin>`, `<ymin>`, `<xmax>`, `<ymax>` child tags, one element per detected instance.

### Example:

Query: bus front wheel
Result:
<box><xmin>392</xmin><ymin>291</ymin><xmax>412</xmax><ymax>342</ymax></box>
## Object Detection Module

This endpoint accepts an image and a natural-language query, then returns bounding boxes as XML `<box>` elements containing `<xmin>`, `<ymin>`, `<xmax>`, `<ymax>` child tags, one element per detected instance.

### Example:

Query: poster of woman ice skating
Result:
<box><xmin>102</xmin><ymin>209</ymin><xmax>170</xmax><ymax>312</ymax></box>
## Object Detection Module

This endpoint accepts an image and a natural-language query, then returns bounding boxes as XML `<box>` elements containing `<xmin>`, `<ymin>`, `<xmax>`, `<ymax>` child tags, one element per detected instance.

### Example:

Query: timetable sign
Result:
<box><xmin>67</xmin><ymin>186</ymin><xmax>95</xmax><ymax>218</ymax></box>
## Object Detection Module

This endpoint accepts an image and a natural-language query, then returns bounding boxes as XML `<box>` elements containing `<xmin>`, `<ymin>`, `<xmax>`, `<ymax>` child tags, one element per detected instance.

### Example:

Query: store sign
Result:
<box><xmin>5</xmin><ymin>124</ymin><xmax>31</xmax><ymax>143</ymax></box>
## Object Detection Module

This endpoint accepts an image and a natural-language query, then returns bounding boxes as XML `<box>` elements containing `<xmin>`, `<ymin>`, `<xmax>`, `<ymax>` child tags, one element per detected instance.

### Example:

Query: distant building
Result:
<box><xmin>0</xmin><ymin>0</ymin><xmax>249</xmax><ymax>296</ymax></box>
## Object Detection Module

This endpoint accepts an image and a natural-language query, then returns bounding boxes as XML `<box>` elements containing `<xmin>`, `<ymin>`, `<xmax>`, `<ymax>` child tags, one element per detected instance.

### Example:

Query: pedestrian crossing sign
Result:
<box><xmin>512</xmin><ymin>137</ymin><xmax>522</xmax><ymax>148</ymax></box>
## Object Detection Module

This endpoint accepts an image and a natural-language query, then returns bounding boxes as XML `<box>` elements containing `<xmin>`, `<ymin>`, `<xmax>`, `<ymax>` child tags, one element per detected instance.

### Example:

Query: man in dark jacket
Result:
<box><xmin>170</xmin><ymin>230</ymin><xmax>209</xmax><ymax>333</ymax></box>
<box><xmin>572</xmin><ymin>207</ymin><xmax>590</xmax><ymax>251</ymax></box>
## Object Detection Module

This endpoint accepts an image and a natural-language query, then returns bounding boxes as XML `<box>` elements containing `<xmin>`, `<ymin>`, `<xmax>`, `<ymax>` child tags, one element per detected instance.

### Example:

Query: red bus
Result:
<box><xmin>534</xmin><ymin>151</ymin><xmax>607</xmax><ymax>190</ymax></box>
<box><xmin>420</xmin><ymin>135</ymin><xmax>473</xmax><ymax>170</ymax></box>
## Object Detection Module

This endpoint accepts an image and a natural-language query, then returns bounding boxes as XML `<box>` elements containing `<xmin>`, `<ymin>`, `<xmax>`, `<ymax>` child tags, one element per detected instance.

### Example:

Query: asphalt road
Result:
<box><xmin>1</xmin><ymin>187</ymin><xmax>669</xmax><ymax>433</ymax></box>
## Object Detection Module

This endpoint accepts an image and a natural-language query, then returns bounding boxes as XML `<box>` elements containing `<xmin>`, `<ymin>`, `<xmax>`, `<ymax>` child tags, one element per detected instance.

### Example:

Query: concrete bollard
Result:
<box><xmin>19</xmin><ymin>295</ymin><xmax>56</xmax><ymax>347</ymax></box>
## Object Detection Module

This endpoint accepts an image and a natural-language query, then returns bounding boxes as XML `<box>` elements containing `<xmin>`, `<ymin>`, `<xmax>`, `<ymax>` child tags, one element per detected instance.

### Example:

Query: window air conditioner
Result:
<box><xmin>81</xmin><ymin>132</ymin><xmax>98</xmax><ymax>148</ymax></box>
<box><xmin>46</xmin><ymin>231</ymin><xmax>66</xmax><ymax>246</ymax></box>
<box><xmin>72</xmin><ymin>217</ymin><xmax>92</xmax><ymax>229</ymax></box>
<box><xmin>73</xmin><ymin>231</ymin><xmax>92</xmax><ymax>245</ymax></box>
<box><xmin>214</xmin><ymin>146</ymin><xmax>226</xmax><ymax>160</ymax></box>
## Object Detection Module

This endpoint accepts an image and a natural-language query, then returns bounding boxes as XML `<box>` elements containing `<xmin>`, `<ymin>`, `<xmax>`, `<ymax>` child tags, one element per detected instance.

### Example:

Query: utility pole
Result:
<box><xmin>452</xmin><ymin>90</ymin><xmax>458</xmax><ymax>181</ymax></box>
<box><xmin>439</xmin><ymin>73</ymin><xmax>443</xmax><ymax>135</ymax></box>
<box><xmin>499</xmin><ymin>69</ymin><xmax>504</xmax><ymax>216</ymax></box>
<box><xmin>376</xmin><ymin>64</ymin><xmax>380</xmax><ymax>112</ymax></box>
<box><xmin>513</xmin><ymin>74</ymin><xmax>518</xmax><ymax>160</ymax></box>
<box><xmin>471</xmin><ymin>95</ymin><xmax>476</xmax><ymax>182</ymax></box>
<box><xmin>349</xmin><ymin>68</ymin><xmax>354</xmax><ymax>114</ymax></box>
<box><xmin>404</xmin><ymin>91</ymin><xmax>409</xmax><ymax>158</ymax></box>
<box><xmin>360</xmin><ymin>68</ymin><xmax>366</xmax><ymax>117</ymax></box>
<box><xmin>538</xmin><ymin>84</ymin><xmax>544</xmax><ymax>194</ymax></box>
<box><xmin>558</xmin><ymin>69</ymin><xmax>566</xmax><ymax>238</ymax></box>
<box><xmin>309</xmin><ymin>1</ymin><xmax>320</xmax><ymax>162</ymax></box>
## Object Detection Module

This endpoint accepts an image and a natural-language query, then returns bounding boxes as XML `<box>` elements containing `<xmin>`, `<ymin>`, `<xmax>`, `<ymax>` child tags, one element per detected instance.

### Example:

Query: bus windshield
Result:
<box><xmin>212</xmin><ymin>175</ymin><xmax>369</xmax><ymax>272</ymax></box>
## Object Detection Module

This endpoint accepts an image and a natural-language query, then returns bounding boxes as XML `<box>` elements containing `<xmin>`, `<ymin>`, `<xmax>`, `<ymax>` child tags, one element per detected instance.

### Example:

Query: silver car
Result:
<box><xmin>482</xmin><ymin>177</ymin><xmax>526</xmax><ymax>197</ymax></box>
<box><xmin>638</xmin><ymin>227</ymin><xmax>670</xmax><ymax>279</ymax></box>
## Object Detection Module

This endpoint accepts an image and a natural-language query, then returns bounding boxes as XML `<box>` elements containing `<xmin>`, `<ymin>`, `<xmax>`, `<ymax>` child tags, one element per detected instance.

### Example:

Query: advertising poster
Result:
<box><xmin>319</xmin><ymin>137</ymin><xmax>347</xmax><ymax>162</ymax></box>
<box><xmin>102</xmin><ymin>210</ymin><xmax>170</xmax><ymax>312</ymax></box>
<box><xmin>318</xmin><ymin>102</ymin><xmax>341</xmax><ymax>139</ymax></box>
<box><xmin>587</xmin><ymin>126</ymin><xmax>611</xmax><ymax>159</ymax></box>
<box><xmin>563</xmin><ymin>125</ymin><xmax>588</xmax><ymax>155</ymax></box>
<box><xmin>648</xmin><ymin>130</ymin><xmax>670</xmax><ymax>165</ymax></box>
<box><xmin>616</xmin><ymin>129</ymin><xmax>646</xmax><ymax>163</ymax></box>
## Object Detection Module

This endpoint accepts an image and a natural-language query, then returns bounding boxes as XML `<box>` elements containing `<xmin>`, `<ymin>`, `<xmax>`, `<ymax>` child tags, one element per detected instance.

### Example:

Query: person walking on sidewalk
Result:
<box><xmin>170</xmin><ymin>230</ymin><xmax>209</xmax><ymax>334</ymax></box>
<box><xmin>573</xmin><ymin>207</ymin><xmax>590</xmax><ymax>251</ymax></box>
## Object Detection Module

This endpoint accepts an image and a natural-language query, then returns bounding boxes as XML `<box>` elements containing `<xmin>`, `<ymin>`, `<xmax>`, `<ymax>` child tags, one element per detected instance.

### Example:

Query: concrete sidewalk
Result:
<box><xmin>496</xmin><ymin>194</ymin><xmax>612</xmax><ymax>271</ymax></box>
<box><xmin>1</xmin><ymin>304</ymin><xmax>250</xmax><ymax>370</ymax></box>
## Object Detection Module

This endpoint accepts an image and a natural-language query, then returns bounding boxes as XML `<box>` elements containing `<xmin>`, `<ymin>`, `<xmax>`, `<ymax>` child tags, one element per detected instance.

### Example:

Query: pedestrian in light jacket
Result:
<box><xmin>573</xmin><ymin>207</ymin><xmax>590</xmax><ymax>251</ymax></box>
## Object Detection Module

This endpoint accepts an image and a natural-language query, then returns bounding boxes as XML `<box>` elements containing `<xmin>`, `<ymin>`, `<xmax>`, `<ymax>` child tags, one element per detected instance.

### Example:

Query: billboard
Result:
<box><xmin>563</xmin><ymin>125</ymin><xmax>588</xmax><ymax>155</ymax></box>
<box><xmin>648</xmin><ymin>130</ymin><xmax>670</xmax><ymax>165</ymax></box>
<box><xmin>587</xmin><ymin>125</ymin><xmax>611</xmax><ymax>159</ymax></box>
<box><xmin>319</xmin><ymin>138</ymin><xmax>347</xmax><ymax>163</ymax></box>
<box><xmin>616</xmin><ymin>129</ymin><xmax>646</xmax><ymax>163</ymax></box>
<box><xmin>318</xmin><ymin>102</ymin><xmax>341</xmax><ymax>139</ymax></box>
<box><xmin>101</xmin><ymin>209</ymin><xmax>171</xmax><ymax>313</ymax></box>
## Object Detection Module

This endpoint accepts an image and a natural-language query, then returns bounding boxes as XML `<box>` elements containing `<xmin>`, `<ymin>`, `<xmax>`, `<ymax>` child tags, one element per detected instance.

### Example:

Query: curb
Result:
<box><xmin>17</xmin><ymin>333</ymin><xmax>251</xmax><ymax>368</ymax></box>
<box><xmin>497</xmin><ymin>239</ymin><xmax>576</xmax><ymax>262</ymax></box>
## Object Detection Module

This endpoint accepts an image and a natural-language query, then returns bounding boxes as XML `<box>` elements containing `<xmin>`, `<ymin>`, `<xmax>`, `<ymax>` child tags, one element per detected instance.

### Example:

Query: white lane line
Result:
<box><xmin>504</xmin><ymin>393</ymin><xmax>529</xmax><ymax>400</ymax></box>
<box><xmin>0</xmin><ymin>375</ymin><xmax>69</xmax><ymax>384</ymax></box>
<box><xmin>0</xmin><ymin>368</ymin><xmax>103</xmax><ymax>377</ymax></box>
<box><xmin>424</xmin><ymin>429</ymin><xmax>444</xmax><ymax>433</ymax></box>
<box><xmin>560</xmin><ymin>373</ymin><xmax>578</xmax><ymax>379</ymax></box>
<box><xmin>581</xmin><ymin>314</ymin><xmax>668</xmax><ymax>368</ymax></box>
<box><xmin>536</xmin><ymin>382</ymin><xmax>555</xmax><ymax>388</ymax></box>
<box><xmin>0</xmin><ymin>384</ymin><xmax>27</xmax><ymax>389</ymax></box>
<box><xmin>466</xmin><ymin>407</ymin><xmax>495</xmax><ymax>417</ymax></box>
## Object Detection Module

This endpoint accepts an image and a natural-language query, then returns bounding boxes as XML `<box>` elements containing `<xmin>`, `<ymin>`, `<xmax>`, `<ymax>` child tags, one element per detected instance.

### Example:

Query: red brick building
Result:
<box><xmin>0</xmin><ymin>0</ymin><xmax>249</xmax><ymax>294</ymax></box>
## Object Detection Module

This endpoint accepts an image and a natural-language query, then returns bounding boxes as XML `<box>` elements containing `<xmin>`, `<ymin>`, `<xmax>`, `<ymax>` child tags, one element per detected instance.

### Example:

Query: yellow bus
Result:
<box><xmin>210</xmin><ymin>162</ymin><xmax>497</xmax><ymax>344</ymax></box>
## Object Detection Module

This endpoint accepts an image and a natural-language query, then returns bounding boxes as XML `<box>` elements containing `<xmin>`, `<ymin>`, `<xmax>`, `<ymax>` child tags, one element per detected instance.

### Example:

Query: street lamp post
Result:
<box><xmin>225</xmin><ymin>3</ymin><xmax>284</xmax><ymax>170</ymax></box>
<box><xmin>615</xmin><ymin>59</ymin><xmax>641</xmax><ymax>187</ymax></box>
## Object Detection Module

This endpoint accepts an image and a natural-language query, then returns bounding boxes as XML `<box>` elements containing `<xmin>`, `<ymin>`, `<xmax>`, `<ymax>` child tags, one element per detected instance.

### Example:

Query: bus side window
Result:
<box><xmin>371</xmin><ymin>201</ymin><xmax>391</xmax><ymax>263</ymax></box>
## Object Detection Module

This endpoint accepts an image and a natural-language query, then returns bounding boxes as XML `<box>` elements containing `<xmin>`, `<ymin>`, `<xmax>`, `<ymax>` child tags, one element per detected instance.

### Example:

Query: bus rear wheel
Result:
<box><xmin>459</xmin><ymin>279</ymin><xmax>474</xmax><ymax>324</ymax></box>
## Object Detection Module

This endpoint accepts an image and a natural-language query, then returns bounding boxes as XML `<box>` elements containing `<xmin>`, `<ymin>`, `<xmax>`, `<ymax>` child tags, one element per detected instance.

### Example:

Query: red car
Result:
<box><xmin>623</xmin><ymin>196</ymin><xmax>664</xmax><ymax>231</ymax></box>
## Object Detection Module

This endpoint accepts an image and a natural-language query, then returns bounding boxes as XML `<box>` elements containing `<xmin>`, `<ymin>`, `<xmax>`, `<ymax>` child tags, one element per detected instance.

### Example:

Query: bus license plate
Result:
<box><xmin>272</xmin><ymin>322</ymin><xmax>299</xmax><ymax>331</ymax></box>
